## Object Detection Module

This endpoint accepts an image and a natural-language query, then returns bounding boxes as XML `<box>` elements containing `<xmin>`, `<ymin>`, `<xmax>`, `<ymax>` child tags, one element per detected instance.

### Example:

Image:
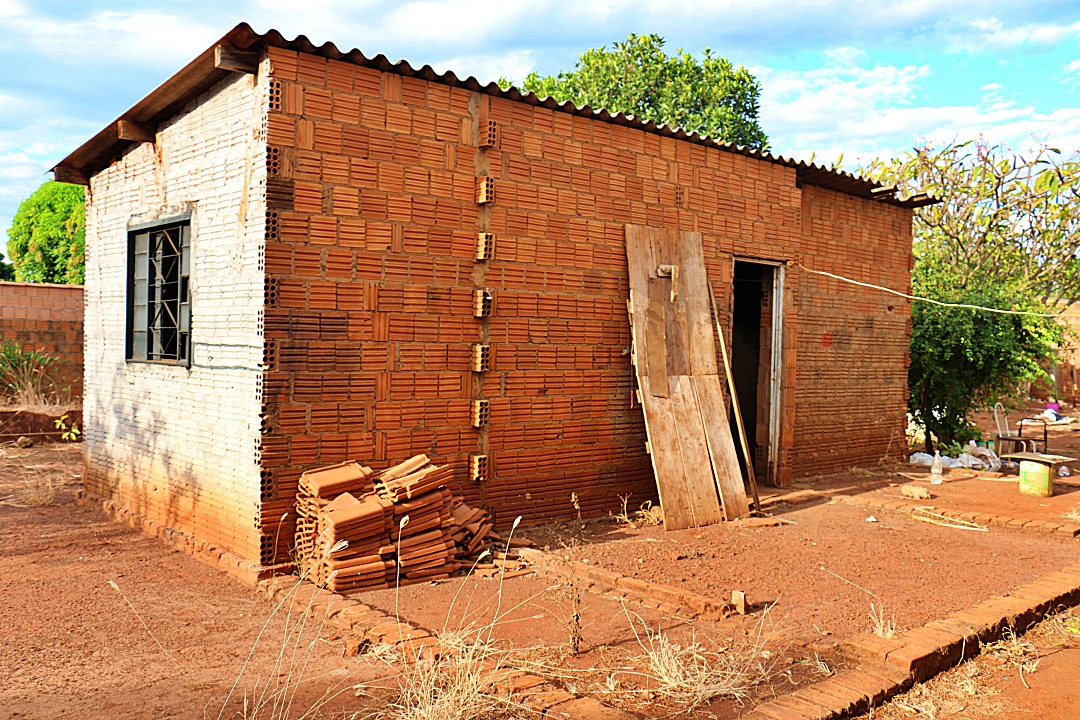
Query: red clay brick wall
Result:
<box><xmin>791</xmin><ymin>186</ymin><xmax>912</xmax><ymax>476</ymax></box>
<box><xmin>0</xmin><ymin>281</ymin><xmax>84</xmax><ymax>401</ymax></box>
<box><xmin>258</xmin><ymin>46</ymin><xmax>912</xmax><ymax>541</ymax></box>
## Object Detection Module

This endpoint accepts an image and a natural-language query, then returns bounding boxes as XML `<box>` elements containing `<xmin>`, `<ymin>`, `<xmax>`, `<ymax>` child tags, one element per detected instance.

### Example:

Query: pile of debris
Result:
<box><xmin>294</xmin><ymin>455</ymin><xmax>496</xmax><ymax>593</ymax></box>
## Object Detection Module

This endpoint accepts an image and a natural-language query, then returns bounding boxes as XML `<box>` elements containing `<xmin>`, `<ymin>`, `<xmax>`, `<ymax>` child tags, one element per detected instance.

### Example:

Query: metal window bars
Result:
<box><xmin>130</xmin><ymin>221</ymin><xmax>190</xmax><ymax>363</ymax></box>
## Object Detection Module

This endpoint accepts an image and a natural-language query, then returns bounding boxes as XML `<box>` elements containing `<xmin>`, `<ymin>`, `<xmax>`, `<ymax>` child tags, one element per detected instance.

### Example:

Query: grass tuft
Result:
<box><xmin>16</xmin><ymin>468</ymin><xmax>57</xmax><ymax>506</ymax></box>
<box><xmin>622</xmin><ymin>603</ymin><xmax>779</xmax><ymax>709</ymax></box>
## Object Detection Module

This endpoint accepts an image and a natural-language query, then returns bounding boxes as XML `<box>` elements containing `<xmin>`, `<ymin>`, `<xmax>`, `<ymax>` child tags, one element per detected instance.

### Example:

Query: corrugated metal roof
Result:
<box><xmin>54</xmin><ymin>22</ymin><xmax>935</xmax><ymax>208</ymax></box>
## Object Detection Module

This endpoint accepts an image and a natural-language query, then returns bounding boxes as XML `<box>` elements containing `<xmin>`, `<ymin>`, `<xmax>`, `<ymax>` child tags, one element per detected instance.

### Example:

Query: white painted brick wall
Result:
<box><xmin>83</xmin><ymin>69</ymin><xmax>268</xmax><ymax>561</ymax></box>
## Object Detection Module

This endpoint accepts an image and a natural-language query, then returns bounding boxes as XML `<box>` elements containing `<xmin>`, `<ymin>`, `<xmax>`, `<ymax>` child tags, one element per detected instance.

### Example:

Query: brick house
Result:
<box><xmin>54</xmin><ymin>24</ymin><xmax>925</xmax><ymax>580</ymax></box>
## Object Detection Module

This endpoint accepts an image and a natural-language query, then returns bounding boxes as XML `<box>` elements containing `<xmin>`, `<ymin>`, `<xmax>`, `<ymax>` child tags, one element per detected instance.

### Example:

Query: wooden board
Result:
<box><xmin>625</xmin><ymin>224</ymin><xmax>750</xmax><ymax>527</ymax></box>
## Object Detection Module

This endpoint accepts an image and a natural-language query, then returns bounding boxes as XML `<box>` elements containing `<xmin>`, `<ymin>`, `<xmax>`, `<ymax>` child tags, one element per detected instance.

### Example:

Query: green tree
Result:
<box><xmin>868</xmin><ymin>140</ymin><xmax>1080</xmax><ymax>307</ymax></box>
<box><xmin>505</xmin><ymin>34</ymin><xmax>769</xmax><ymax>150</ymax></box>
<box><xmin>908</xmin><ymin>258</ymin><xmax>1061</xmax><ymax>451</ymax></box>
<box><xmin>6</xmin><ymin>181</ymin><xmax>85</xmax><ymax>284</ymax></box>
<box><xmin>869</xmin><ymin>141</ymin><xmax>1073</xmax><ymax>451</ymax></box>
<box><xmin>0</xmin><ymin>251</ymin><xmax>13</xmax><ymax>281</ymax></box>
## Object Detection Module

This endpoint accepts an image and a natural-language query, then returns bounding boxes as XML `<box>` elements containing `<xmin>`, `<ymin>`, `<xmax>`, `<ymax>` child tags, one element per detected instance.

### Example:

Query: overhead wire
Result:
<box><xmin>797</xmin><ymin>264</ymin><xmax>1063</xmax><ymax>318</ymax></box>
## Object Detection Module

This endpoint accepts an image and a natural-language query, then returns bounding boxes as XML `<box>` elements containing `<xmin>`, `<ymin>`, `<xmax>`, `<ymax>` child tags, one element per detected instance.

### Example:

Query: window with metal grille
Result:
<box><xmin>127</xmin><ymin>219</ymin><xmax>191</xmax><ymax>364</ymax></box>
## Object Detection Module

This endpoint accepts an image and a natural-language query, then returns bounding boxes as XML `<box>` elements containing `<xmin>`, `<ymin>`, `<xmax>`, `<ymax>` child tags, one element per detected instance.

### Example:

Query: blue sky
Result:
<box><xmin>3</xmin><ymin>1</ymin><xmax>1080</xmax><ymax>238</ymax></box>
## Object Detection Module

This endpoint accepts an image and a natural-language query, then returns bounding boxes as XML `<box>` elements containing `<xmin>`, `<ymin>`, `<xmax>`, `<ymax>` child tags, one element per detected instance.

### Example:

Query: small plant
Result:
<box><xmin>869</xmin><ymin>602</ymin><xmax>896</xmax><ymax>639</ymax></box>
<box><xmin>822</xmin><ymin>567</ymin><xmax>897</xmax><ymax>638</ymax></box>
<box><xmin>635</xmin><ymin>500</ymin><xmax>663</xmax><ymax>526</ymax></box>
<box><xmin>1038</xmin><ymin>607</ymin><xmax>1080</xmax><ymax>646</ymax></box>
<box><xmin>1064</xmin><ymin>507</ymin><xmax>1080</xmax><ymax>523</ymax></box>
<box><xmin>612</xmin><ymin>494</ymin><xmax>637</xmax><ymax>527</ymax></box>
<box><xmin>0</xmin><ymin>342</ymin><xmax>58</xmax><ymax>408</ymax></box>
<box><xmin>54</xmin><ymin>414</ymin><xmax>80</xmax><ymax>442</ymax></box>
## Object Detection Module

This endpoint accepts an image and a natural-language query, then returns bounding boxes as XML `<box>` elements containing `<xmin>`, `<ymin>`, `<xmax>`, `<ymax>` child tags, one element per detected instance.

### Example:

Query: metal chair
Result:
<box><xmin>993</xmin><ymin>402</ymin><xmax>1040</xmax><ymax>455</ymax></box>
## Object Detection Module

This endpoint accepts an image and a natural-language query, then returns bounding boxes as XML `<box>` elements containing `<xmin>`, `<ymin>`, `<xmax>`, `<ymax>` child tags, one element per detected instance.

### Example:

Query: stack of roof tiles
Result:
<box><xmin>295</xmin><ymin>454</ymin><xmax>495</xmax><ymax>593</ymax></box>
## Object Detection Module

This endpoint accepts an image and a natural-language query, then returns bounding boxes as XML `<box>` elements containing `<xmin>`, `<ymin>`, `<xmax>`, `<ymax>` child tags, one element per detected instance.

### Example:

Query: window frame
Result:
<box><xmin>125</xmin><ymin>214</ymin><xmax>192</xmax><ymax>366</ymax></box>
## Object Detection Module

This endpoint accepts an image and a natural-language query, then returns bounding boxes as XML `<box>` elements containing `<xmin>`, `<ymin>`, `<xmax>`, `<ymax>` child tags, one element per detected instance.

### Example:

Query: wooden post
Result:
<box><xmin>707</xmin><ymin>280</ymin><xmax>761</xmax><ymax>512</ymax></box>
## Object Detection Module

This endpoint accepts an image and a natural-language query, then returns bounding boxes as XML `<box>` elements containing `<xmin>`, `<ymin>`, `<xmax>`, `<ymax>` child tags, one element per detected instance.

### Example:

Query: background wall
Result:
<box><xmin>0</xmin><ymin>281</ymin><xmax>84</xmax><ymax>402</ymax></box>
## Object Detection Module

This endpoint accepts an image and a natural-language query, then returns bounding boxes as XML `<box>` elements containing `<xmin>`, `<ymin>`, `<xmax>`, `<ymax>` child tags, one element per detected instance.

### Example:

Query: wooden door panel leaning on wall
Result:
<box><xmin>625</xmin><ymin>225</ymin><xmax>749</xmax><ymax>529</ymax></box>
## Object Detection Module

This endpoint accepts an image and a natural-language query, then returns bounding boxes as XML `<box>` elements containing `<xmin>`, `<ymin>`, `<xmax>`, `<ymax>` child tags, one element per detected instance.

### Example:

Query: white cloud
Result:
<box><xmin>948</xmin><ymin>17</ymin><xmax>1080</xmax><ymax>53</ymax></box>
<box><xmin>430</xmin><ymin>50</ymin><xmax>536</xmax><ymax>84</ymax></box>
<box><xmin>762</xmin><ymin>50</ymin><xmax>1080</xmax><ymax>167</ymax></box>
<box><xmin>0</xmin><ymin>0</ymin><xmax>21</xmax><ymax>18</ymax></box>
<box><xmin>0</xmin><ymin>8</ymin><xmax>222</xmax><ymax>68</ymax></box>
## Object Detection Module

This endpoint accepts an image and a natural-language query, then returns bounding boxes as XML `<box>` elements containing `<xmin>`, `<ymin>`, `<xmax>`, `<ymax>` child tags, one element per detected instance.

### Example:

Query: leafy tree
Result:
<box><xmin>908</xmin><ymin>251</ymin><xmax>1062</xmax><ymax>452</ymax></box>
<box><xmin>0</xmin><ymin>251</ymin><xmax>13</xmax><ymax>281</ymax></box>
<box><xmin>6</xmin><ymin>181</ymin><xmax>85</xmax><ymax>284</ymax></box>
<box><xmin>868</xmin><ymin>140</ymin><xmax>1080</xmax><ymax>307</ymax></box>
<box><xmin>867</xmin><ymin>140</ymin><xmax>1077</xmax><ymax>450</ymax></box>
<box><xmin>504</xmin><ymin>34</ymin><xmax>769</xmax><ymax>150</ymax></box>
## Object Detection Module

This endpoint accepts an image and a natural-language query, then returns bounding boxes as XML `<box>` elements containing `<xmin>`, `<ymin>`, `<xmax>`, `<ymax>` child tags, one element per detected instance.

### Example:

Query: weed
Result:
<box><xmin>108</xmin><ymin>579</ymin><xmax>183</xmax><ymax>673</ymax></box>
<box><xmin>16</xmin><ymin>468</ymin><xmax>57</xmax><ymax>506</ymax></box>
<box><xmin>984</xmin><ymin>626</ymin><xmax>1040</xmax><ymax>688</ymax></box>
<box><xmin>621</xmin><ymin>603</ymin><xmax>779</xmax><ymax>709</ymax></box>
<box><xmin>364</xmin><ymin>516</ymin><xmax>539</xmax><ymax>720</ymax></box>
<box><xmin>869</xmin><ymin>602</ymin><xmax>896</xmax><ymax>639</ymax></box>
<box><xmin>53</xmin><ymin>414</ymin><xmax>80</xmax><ymax>442</ymax></box>
<box><xmin>1036</xmin><ymin>607</ymin><xmax>1080</xmax><ymax>646</ymax></box>
<box><xmin>567</xmin><ymin>576</ymin><xmax>582</xmax><ymax>656</ymax></box>
<box><xmin>1064</xmin><ymin>507</ymin><xmax>1080</xmax><ymax>523</ymax></box>
<box><xmin>612</xmin><ymin>494</ymin><xmax>637</xmax><ymax>527</ymax></box>
<box><xmin>634</xmin><ymin>500</ymin><xmax>663</xmax><ymax>526</ymax></box>
<box><xmin>0</xmin><ymin>342</ymin><xmax>62</xmax><ymax>408</ymax></box>
<box><xmin>872</xmin><ymin>659</ymin><xmax>1005</xmax><ymax>719</ymax></box>
<box><xmin>220</xmin><ymin>536</ymin><xmax>355</xmax><ymax>720</ymax></box>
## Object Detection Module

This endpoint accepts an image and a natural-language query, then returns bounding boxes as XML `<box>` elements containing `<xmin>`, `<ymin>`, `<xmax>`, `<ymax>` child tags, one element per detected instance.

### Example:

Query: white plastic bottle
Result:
<box><xmin>930</xmin><ymin>450</ymin><xmax>944</xmax><ymax>485</ymax></box>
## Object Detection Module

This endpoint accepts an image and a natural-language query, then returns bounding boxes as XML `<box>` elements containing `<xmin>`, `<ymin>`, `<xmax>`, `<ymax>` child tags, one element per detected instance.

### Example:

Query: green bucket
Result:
<box><xmin>1019</xmin><ymin>460</ymin><xmax>1052</xmax><ymax>498</ymax></box>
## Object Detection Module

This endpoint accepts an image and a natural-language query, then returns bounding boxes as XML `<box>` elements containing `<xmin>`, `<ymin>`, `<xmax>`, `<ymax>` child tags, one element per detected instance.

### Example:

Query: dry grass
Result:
<box><xmin>222</xmin><ymin>537</ymin><xmax>359</xmax><ymax>720</ymax></box>
<box><xmin>863</xmin><ymin>660</ymin><xmax>1006</xmax><ymax>719</ymax></box>
<box><xmin>16</xmin><ymin>468</ymin><xmax>57</xmax><ymax>506</ymax></box>
<box><xmin>611</xmin><ymin>495</ymin><xmax>662</xmax><ymax>528</ymax></box>
<box><xmin>360</xmin><ymin>515</ymin><xmax>542</xmax><ymax>720</ymax></box>
<box><xmin>822</xmin><ymin>568</ymin><xmax>897</xmax><ymax>638</ymax></box>
<box><xmin>1064</xmin><ymin>507</ymin><xmax>1080</xmax><ymax>523</ymax></box>
<box><xmin>1035</xmin><ymin>607</ymin><xmax>1080</xmax><ymax>647</ymax></box>
<box><xmin>984</xmin><ymin>627</ymin><xmax>1040</xmax><ymax>688</ymax></box>
<box><xmin>619</xmin><ymin>603</ymin><xmax>780</xmax><ymax>710</ymax></box>
<box><xmin>869</xmin><ymin>602</ymin><xmax>896</xmax><ymax>639</ymax></box>
<box><xmin>369</xmin><ymin>634</ymin><xmax>529</xmax><ymax>720</ymax></box>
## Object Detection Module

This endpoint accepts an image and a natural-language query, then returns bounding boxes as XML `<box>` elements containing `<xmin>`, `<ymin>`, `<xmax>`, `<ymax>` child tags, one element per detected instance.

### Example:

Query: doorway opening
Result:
<box><xmin>730</xmin><ymin>260</ymin><xmax>783</xmax><ymax>485</ymax></box>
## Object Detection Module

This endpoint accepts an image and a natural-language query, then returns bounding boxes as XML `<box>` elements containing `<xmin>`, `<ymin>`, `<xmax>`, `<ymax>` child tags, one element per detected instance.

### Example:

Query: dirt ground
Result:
<box><xmin>857</xmin><ymin>606</ymin><xmax>1080</xmax><ymax>720</ymax></box>
<box><xmin>5</xmin><ymin>430</ymin><xmax>1080</xmax><ymax>719</ymax></box>
<box><xmin>0</xmin><ymin>442</ymin><xmax>392</xmax><ymax>720</ymax></box>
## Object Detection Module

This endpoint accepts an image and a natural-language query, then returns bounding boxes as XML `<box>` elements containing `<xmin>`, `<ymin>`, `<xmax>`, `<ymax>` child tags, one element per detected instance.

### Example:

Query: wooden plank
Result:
<box><xmin>680</xmin><ymin>231</ymin><xmax>719</xmax><ymax>376</ymax></box>
<box><xmin>640</xmin><ymin>389</ymin><xmax>701</xmax><ymax>529</ymax></box>
<box><xmin>646</xmin><ymin>278</ymin><xmax>669</xmax><ymax>397</ymax></box>
<box><xmin>668</xmin><ymin>376</ymin><xmax>726</xmax><ymax>526</ymax></box>
<box><xmin>117</xmin><ymin>120</ymin><xmax>154</xmax><ymax>143</ymax></box>
<box><xmin>215</xmin><ymin>45</ymin><xmax>259</xmax><ymax>74</ymax></box>
<box><xmin>694</xmin><ymin>374</ymin><xmax>751</xmax><ymax>519</ymax></box>
<box><xmin>626</xmin><ymin>224</ymin><xmax>717</xmax><ymax>530</ymax></box>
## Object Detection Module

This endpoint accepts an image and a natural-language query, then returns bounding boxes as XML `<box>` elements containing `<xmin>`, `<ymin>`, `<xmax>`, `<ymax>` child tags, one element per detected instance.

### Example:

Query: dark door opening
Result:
<box><xmin>731</xmin><ymin>261</ymin><xmax>775</xmax><ymax>484</ymax></box>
